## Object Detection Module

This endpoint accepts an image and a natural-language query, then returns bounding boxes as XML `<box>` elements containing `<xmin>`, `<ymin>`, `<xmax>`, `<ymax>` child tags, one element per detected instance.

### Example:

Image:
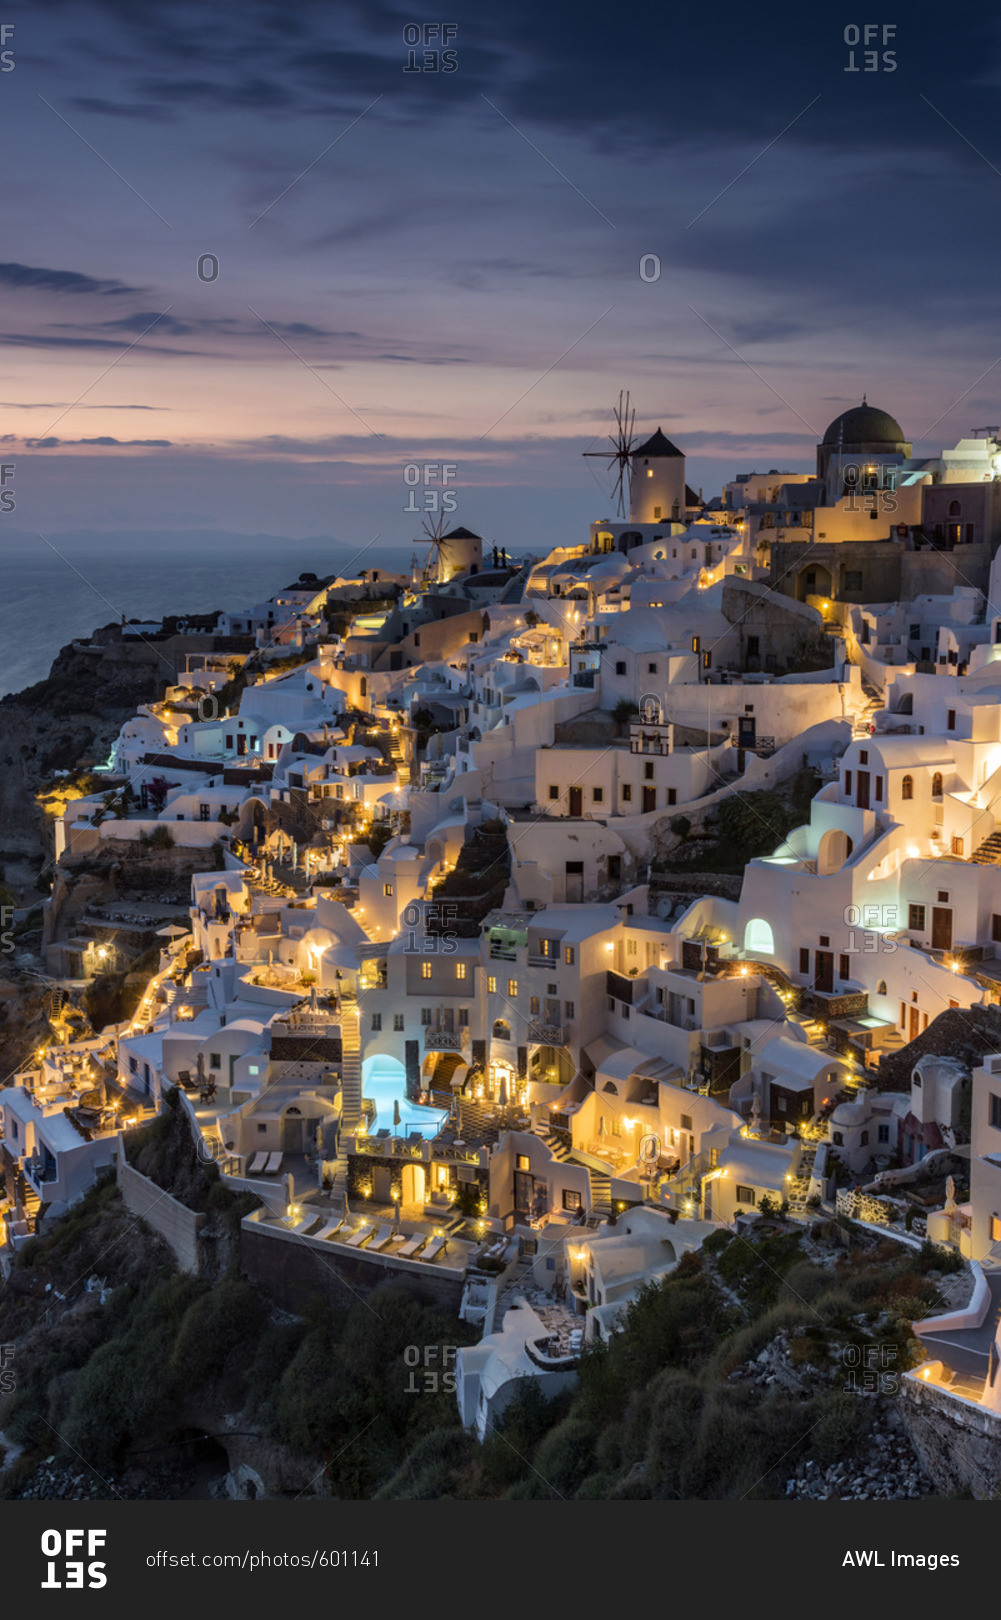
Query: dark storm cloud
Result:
<box><xmin>24</xmin><ymin>435</ymin><xmax>172</xmax><ymax>448</ymax></box>
<box><xmin>0</xmin><ymin>262</ymin><xmax>143</xmax><ymax>296</ymax></box>
<box><xmin>25</xmin><ymin>0</ymin><xmax>1001</xmax><ymax>165</ymax></box>
<box><xmin>69</xmin><ymin>96</ymin><xmax>174</xmax><ymax>121</ymax></box>
<box><xmin>0</xmin><ymin>332</ymin><xmax>201</xmax><ymax>354</ymax></box>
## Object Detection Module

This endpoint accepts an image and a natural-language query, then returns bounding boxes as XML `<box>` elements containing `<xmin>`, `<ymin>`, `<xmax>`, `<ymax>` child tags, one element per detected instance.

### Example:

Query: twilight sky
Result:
<box><xmin>2</xmin><ymin>0</ymin><xmax>1001</xmax><ymax>553</ymax></box>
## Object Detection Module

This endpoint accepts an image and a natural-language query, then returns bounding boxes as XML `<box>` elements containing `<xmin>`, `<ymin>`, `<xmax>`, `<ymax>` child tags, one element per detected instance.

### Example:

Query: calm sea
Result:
<box><xmin>0</xmin><ymin>535</ymin><xmax>417</xmax><ymax>698</ymax></box>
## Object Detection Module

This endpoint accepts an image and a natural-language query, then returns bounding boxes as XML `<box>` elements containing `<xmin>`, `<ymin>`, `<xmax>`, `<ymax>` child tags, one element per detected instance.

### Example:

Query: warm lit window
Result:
<box><xmin>901</xmin><ymin>774</ymin><xmax>913</xmax><ymax>800</ymax></box>
<box><xmin>508</xmin><ymin>979</ymin><xmax>518</xmax><ymax>997</ymax></box>
<box><xmin>516</xmin><ymin>1154</ymin><xmax>530</xmax><ymax>1171</ymax></box>
<box><xmin>564</xmin><ymin>945</ymin><xmax>575</xmax><ymax>965</ymax></box>
<box><xmin>456</xmin><ymin>962</ymin><xmax>466</xmax><ymax>980</ymax></box>
<box><xmin>488</xmin><ymin>975</ymin><xmax>497</xmax><ymax>993</ymax></box>
<box><xmin>422</xmin><ymin>961</ymin><xmax>432</xmax><ymax>979</ymax></box>
<box><xmin>384</xmin><ymin>883</ymin><xmax>393</xmax><ymax>896</ymax></box>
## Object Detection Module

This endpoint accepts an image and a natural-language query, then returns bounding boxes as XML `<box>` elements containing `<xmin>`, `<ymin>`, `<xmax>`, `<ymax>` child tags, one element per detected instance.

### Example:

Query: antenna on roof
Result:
<box><xmin>583</xmin><ymin>390</ymin><xmax>637</xmax><ymax>518</ymax></box>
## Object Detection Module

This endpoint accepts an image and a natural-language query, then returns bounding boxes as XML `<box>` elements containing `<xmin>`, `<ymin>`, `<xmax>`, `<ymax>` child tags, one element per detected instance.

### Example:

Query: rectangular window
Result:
<box><xmin>622</xmin><ymin>783</ymin><xmax>632</xmax><ymax>801</ymax></box>
<box><xmin>548</xmin><ymin>784</ymin><xmax>559</xmax><ymax>800</ymax></box>
<box><xmin>456</xmin><ymin>962</ymin><xmax>466</xmax><ymax>980</ymax></box>
<box><xmin>908</xmin><ymin>904</ymin><xmax>925</xmax><ymax>932</ymax></box>
<box><xmin>592</xmin><ymin>786</ymin><xmax>604</xmax><ymax>803</ymax></box>
<box><xmin>878</xmin><ymin>1124</ymin><xmax>889</xmax><ymax>1143</ymax></box>
<box><xmin>562</xmin><ymin>1189</ymin><xmax>582</xmax><ymax>1212</ymax></box>
<box><xmin>951</xmin><ymin>835</ymin><xmax>964</xmax><ymax>856</ymax></box>
<box><xmin>735</xmin><ymin>1184</ymin><xmax>755</xmax><ymax>1204</ymax></box>
<box><xmin>845</xmin><ymin>770</ymin><xmax>852</xmax><ymax>794</ymax></box>
<box><xmin>875</xmin><ymin>776</ymin><xmax>883</xmax><ymax>801</ymax></box>
<box><xmin>564</xmin><ymin>1001</ymin><xmax>575</xmax><ymax>1019</ymax></box>
<box><xmin>422</xmin><ymin>961</ymin><xmax>432</xmax><ymax>979</ymax></box>
<box><xmin>799</xmin><ymin>947</ymin><xmax>810</xmax><ymax>973</ymax></box>
<box><xmin>530</xmin><ymin>996</ymin><xmax>540</xmax><ymax>1015</ymax></box>
<box><xmin>371</xmin><ymin>1013</ymin><xmax>382</xmax><ymax>1031</ymax></box>
<box><xmin>680</xmin><ymin>1113</ymin><xmax>692</xmax><ymax>1132</ymax></box>
<box><xmin>947</xmin><ymin>710</ymin><xmax>956</xmax><ymax>730</ymax></box>
<box><xmin>508</xmin><ymin>979</ymin><xmax>518</xmax><ymax>997</ymax></box>
<box><xmin>648</xmin><ymin>662</ymin><xmax>657</xmax><ymax>674</ymax></box>
<box><xmin>667</xmin><ymin>788</ymin><xmax>677</xmax><ymax>805</ymax></box>
<box><xmin>992</xmin><ymin>1215</ymin><xmax>1001</xmax><ymax>1243</ymax></box>
<box><xmin>384</xmin><ymin>883</ymin><xmax>393</xmax><ymax>896</ymax></box>
<box><xmin>199</xmin><ymin>803</ymin><xmax>211</xmax><ymax>821</ymax></box>
<box><xmin>564</xmin><ymin>945</ymin><xmax>575</xmax><ymax>965</ymax></box>
<box><xmin>393</xmin><ymin>1014</ymin><xmax>404</xmax><ymax>1032</ymax></box>
<box><xmin>839</xmin><ymin>953</ymin><xmax>850</xmax><ymax>980</ymax></box>
<box><xmin>991</xmin><ymin>1094</ymin><xmax>1001</xmax><ymax>1130</ymax></box>
<box><xmin>644</xmin><ymin>762</ymin><xmax>654</xmax><ymax>780</ymax></box>
<box><xmin>209</xmin><ymin>1052</ymin><xmax>220</xmax><ymax>1069</ymax></box>
<box><xmin>516</xmin><ymin>1154</ymin><xmax>530</xmax><ymax>1171</ymax></box>
<box><xmin>421</xmin><ymin>1007</ymin><xmax>432</xmax><ymax>1025</ymax></box>
<box><xmin>458</xmin><ymin>1008</ymin><xmax>469</xmax><ymax>1027</ymax></box>
<box><xmin>488</xmin><ymin>976</ymin><xmax>496</xmax><ymax>993</ymax></box>
<box><xmin>993</xmin><ymin>915</ymin><xmax>1001</xmax><ymax>943</ymax></box>
<box><xmin>615</xmin><ymin>661</ymin><xmax>626</xmax><ymax>675</ymax></box>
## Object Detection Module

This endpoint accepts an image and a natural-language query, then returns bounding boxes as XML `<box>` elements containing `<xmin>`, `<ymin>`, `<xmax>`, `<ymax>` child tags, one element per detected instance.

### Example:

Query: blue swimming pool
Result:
<box><xmin>362</xmin><ymin>1059</ymin><xmax>448</xmax><ymax>1139</ymax></box>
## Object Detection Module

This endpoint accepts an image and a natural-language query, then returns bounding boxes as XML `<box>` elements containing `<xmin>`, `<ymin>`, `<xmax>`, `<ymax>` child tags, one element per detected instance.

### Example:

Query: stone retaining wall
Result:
<box><xmin>117</xmin><ymin>1151</ymin><xmax>205</xmax><ymax>1273</ymax></box>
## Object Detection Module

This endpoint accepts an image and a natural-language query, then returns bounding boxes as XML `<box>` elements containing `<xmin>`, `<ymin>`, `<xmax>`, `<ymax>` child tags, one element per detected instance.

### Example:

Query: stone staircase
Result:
<box><xmin>533</xmin><ymin>1124</ymin><xmax>572</xmax><ymax>1163</ymax></box>
<box><xmin>852</xmin><ymin>680</ymin><xmax>884</xmax><ymax>739</ymax></box>
<box><xmin>972</xmin><ymin>831</ymin><xmax>1001</xmax><ymax>866</ymax></box>
<box><xmin>584</xmin><ymin>1167</ymin><xmax>613</xmax><ymax>1220</ymax></box>
<box><xmin>336</xmin><ymin>989</ymin><xmax>362</xmax><ymax>1175</ymax></box>
<box><xmin>388</xmin><ymin>727</ymin><xmax>408</xmax><ymax>781</ymax></box>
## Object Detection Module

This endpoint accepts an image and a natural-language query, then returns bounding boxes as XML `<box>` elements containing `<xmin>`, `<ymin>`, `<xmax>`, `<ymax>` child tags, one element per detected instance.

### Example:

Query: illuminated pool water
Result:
<box><xmin>362</xmin><ymin>1057</ymin><xmax>448</xmax><ymax>1139</ymax></box>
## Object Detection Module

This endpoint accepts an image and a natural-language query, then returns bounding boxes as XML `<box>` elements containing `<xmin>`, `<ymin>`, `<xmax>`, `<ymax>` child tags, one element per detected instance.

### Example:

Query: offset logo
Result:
<box><xmin>40</xmin><ymin>1530</ymin><xmax>108</xmax><ymax>1589</ymax></box>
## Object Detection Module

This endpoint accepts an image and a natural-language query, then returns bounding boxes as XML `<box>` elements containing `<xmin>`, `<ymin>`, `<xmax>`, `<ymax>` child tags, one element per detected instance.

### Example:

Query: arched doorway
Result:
<box><xmin>796</xmin><ymin>563</ymin><xmax>832</xmax><ymax>603</ymax></box>
<box><xmin>817</xmin><ymin>827</ymin><xmax>852</xmax><ymax>876</ymax></box>
<box><xmin>744</xmin><ymin>917</ymin><xmax>775</xmax><ymax>956</ymax></box>
<box><xmin>401</xmin><ymin>1161</ymin><xmax>426</xmax><ymax>1208</ymax></box>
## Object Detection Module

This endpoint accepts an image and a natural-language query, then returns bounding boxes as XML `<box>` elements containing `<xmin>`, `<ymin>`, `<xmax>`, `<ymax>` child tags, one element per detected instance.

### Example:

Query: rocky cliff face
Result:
<box><xmin>0</xmin><ymin>633</ymin><xmax>163</xmax><ymax>888</ymax></box>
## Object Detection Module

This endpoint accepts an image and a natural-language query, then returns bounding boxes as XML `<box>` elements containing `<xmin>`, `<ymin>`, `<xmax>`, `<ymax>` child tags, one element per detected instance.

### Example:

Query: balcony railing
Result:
<box><xmin>424</xmin><ymin>1028</ymin><xmax>462</xmax><ymax>1050</ymax></box>
<box><xmin>528</xmin><ymin>1021</ymin><xmax>567</xmax><ymax>1046</ymax></box>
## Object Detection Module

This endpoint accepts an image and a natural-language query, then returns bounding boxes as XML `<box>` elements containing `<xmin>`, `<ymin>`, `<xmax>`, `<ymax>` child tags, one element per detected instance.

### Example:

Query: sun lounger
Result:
<box><xmin>317</xmin><ymin>1217</ymin><xmax>345</xmax><ymax>1240</ymax></box>
<box><xmin>286</xmin><ymin>1212</ymin><xmax>321</xmax><ymax>1234</ymax></box>
<box><xmin>246</xmin><ymin>1151</ymin><xmax>268</xmax><ymax>1175</ymax></box>
<box><xmin>420</xmin><ymin>1236</ymin><xmax>446</xmax><ymax>1264</ymax></box>
<box><xmin>368</xmin><ymin>1225</ymin><xmax>394</xmax><ymax>1251</ymax></box>
<box><xmin>264</xmin><ymin>1151</ymin><xmax>283</xmax><ymax>1174</ymax></box>
<box><xmin>396</xmin><ymin>1232</ymin><xmax>426</xmax><ymax>1258</ymax></box>
<box><xmin>344</xmin><ymin>1225</ymin><xmax>373</xmax><ymax>1248</ymax></box>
